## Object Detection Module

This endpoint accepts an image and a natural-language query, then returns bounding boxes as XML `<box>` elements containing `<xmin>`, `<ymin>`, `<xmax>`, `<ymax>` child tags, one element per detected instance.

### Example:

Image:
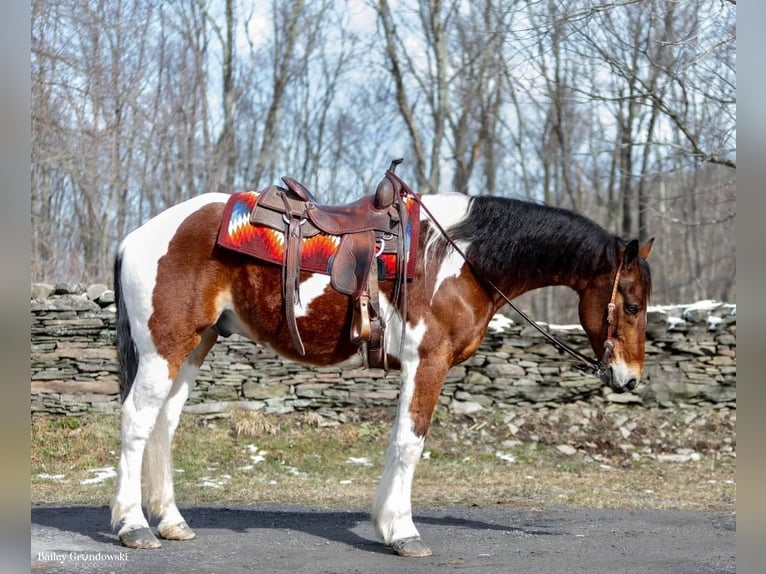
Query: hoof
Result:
<box><xmin>390</xmin><ymin>537</ymin><xmax>432</xmax><ymax>557</ymax></box>
<box><xmin>158</xmin><ymin>521</ymin><xmax>196</xmax><ymax>541</ymax></box>
<box><xmin>119</xmin><ymin>527</ymin><xmax>161</xmax><ymax>549</ymax></box>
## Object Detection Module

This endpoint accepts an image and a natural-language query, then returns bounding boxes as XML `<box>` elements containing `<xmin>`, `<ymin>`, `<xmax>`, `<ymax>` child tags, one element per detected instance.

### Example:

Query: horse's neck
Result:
<box><xmin>419</xmin><ymin>195</ymin><xmax>610</xmax><ymax>310</ymax></box>
<box><xmin>483</xmin><ymin>238</ymin><xmax>597</xmax><ymax>304</ymax></box>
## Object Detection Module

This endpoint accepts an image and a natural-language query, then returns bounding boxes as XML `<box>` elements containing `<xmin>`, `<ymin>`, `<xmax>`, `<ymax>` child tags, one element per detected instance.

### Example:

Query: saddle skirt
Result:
<box><xmin>216</xmin><ymin>189</ymin><xmax>420</xmax><ymax>281</ymax></box>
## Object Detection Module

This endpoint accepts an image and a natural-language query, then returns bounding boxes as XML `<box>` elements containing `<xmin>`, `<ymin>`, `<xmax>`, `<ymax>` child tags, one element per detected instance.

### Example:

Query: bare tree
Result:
<box><xmin>31</xmin><ymin>0</ymin><xmax>736</xmax><ymax>314</ymax></box>
<box><xmin>376</xmin><ymin>0</ymin><xmax>458</xmax><ymax>194</ymax></box>
<box><xmin>250</xmin><ymin>0</ymin><xmax>309</xmax><ymax>185</ymax></box>
<box><xmin>447</xmin><ymin>1</ymin><xmax>515</xmax><ymax>196</ymax></box>
<box><xmin>200</xmin><ymin>0</ymin><xmax>237</xmax><ymax>193</ymax></box>
<box><xmin>32</xmin><ymin>0</ymin><xmax>157</xmax><ymax>281</ymax></box>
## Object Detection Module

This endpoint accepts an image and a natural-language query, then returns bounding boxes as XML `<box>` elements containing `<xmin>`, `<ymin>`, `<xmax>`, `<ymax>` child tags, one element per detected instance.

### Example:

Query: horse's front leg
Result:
<box><xmin>372</xmin><ymin>323</ymin><xmax>449</xmax><ymax>557</ymax></box>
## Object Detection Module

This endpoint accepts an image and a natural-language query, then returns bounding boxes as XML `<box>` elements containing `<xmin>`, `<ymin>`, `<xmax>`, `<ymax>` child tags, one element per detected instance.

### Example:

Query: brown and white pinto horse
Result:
<box><xmin>111</xmin><ymin>189</ymin><xmax>653</xmax><ymax>557</ymax></box>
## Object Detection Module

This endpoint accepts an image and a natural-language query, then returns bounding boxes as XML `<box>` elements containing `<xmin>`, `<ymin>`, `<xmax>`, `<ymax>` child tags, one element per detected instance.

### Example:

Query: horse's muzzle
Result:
<box><xmin>600</xmin><ymin>367</ymin><xmax>638</xmax><ymax>394</ymax></box>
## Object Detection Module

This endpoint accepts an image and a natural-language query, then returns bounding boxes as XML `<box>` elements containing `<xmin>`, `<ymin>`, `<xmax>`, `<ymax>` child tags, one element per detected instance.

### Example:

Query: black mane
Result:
<box><xmin>443</xmin><ymin>196</ymin><xmax>620</xmax><ymax>287</ymax></box>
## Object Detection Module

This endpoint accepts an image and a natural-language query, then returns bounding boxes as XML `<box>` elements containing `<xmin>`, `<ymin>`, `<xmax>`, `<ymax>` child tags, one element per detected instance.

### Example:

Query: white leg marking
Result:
<box><xmin>143</xmin><ymin>359</ymin><xmax>199</xmax><ymax>529</ymax></box>
<box><xmin>111</xmin><ymin>354</ymin><xmax>172</xmax><ymax>532</ymax></box>
<box><xmin>293</xmin><ymin>273</ymin><xmax>332</xmax><ymax>318</ymax></box>
<box><xmin>372</xmin><ymin>319</ymin><xmax>428</xmax><ymax>544</ymax></box>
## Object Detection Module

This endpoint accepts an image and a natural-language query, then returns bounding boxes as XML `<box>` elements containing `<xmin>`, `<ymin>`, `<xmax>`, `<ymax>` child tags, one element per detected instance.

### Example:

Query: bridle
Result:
<box><xmin>385</xmin><ymin>165</ymin><xmax>623</xmax><ymax>380</ymax></box>
<box><xmin>598</xmin><ymin>258</ymin><xmax>623</xmax><ymax>377</ymax></box>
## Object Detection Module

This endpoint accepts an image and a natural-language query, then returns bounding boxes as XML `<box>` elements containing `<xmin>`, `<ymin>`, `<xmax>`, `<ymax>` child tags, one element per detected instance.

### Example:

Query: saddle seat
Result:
<box><xmin>248</xmin><ymin>161</ymin><xmax>409</xmax><ymax>369</ymax></box>
<box><xmin>281</xmin><ymin>176</ymin><xmax>397</xmax><ymax>235</ymax></box>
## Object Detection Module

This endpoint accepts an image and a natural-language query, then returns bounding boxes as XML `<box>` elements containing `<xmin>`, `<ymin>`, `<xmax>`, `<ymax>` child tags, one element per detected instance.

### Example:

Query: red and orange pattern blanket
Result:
<box><xmin>216</xmin><ymin>190</ymin><xmax>420</xmax><ymax>280</ymax></box>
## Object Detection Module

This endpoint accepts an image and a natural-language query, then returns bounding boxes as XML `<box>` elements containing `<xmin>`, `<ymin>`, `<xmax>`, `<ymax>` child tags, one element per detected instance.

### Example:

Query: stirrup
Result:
<box><xmin>351</xmin><ymin>293</ymin><xmax>371</xmax><ymax>344</ymax></box>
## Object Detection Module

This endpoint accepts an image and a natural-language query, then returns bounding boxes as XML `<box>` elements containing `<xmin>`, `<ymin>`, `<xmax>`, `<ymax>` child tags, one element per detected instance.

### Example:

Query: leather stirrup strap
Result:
<box><xmin>283</xmin><ymin>204</ymin><xmax>306</xmax><ymax>355</ymax></box>
<box><xmin>365</xmin><ymin>261</ymin><xmax>387</xmax><ymax>370</ymax></box>
<box><xmin>394</xmin><ymin>196</ymin><xmax>408</xmax><ymax>363</ymax></box>
<box><xmin>381</xmin><ymin>166</ymin><xmax>411</xmax><ymax>364</ymax></box>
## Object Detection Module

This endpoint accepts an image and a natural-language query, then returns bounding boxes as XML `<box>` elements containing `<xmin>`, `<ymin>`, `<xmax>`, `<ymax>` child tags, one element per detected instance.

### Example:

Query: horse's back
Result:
<box><xmin>119</xmin><ymin>193</ymin><xmax>229</xmax><ymax>257</ymax></box>
<box><xmin>117</xmin><ymin>193</ymin><xmax>230</xmax><ymax>340</ymax></box>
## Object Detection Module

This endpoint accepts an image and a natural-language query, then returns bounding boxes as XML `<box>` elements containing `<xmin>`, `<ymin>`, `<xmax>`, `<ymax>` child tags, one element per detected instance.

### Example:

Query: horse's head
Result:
<box><xmin>578</xmin><ymin>237</ymin><xmax>654</xmax><ymax>394</ymax></box>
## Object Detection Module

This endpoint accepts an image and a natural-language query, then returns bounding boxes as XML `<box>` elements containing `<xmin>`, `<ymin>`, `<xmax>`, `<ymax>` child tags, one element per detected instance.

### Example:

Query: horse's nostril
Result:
<box><xmin>625</xmin><ymin>378</ymin><xmax>638</xmax><ymax>392</ymax></box>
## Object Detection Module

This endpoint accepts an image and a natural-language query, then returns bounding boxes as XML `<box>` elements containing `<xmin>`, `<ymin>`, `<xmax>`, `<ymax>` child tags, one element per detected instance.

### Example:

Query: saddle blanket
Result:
<box><xmin>216</xmin><ymin>190</ymin><xmax>420</xmax><ymax>280</ymax></box>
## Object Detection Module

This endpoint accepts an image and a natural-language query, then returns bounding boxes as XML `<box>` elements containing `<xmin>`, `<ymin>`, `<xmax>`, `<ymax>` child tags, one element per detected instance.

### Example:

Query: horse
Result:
<box><xmin>110</xmin><ymin>178</ymin><xmax>653</xmax><ymax>557</ymax></box>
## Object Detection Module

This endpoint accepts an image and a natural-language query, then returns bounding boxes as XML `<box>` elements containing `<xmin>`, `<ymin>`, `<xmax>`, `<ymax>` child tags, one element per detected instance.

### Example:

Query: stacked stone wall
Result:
<box><xmin>30</xmin><ymin>283</ymin><xmax>736</xmax><ymax>416</ymax></box>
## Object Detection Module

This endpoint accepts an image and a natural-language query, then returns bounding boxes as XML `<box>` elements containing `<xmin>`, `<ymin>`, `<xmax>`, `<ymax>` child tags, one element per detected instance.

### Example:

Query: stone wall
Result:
<box><xmin>30</xmin><ymin>283</ymin><xmax>736</xmax><ymax>417</ymax></box>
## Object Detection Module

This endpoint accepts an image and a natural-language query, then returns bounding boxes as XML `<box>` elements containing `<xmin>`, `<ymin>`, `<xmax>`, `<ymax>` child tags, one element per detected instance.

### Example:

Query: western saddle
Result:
<box><xmin>248</xmin><ymin>159</ymin><xmax>411</xmax><ymax>369</ymax></box>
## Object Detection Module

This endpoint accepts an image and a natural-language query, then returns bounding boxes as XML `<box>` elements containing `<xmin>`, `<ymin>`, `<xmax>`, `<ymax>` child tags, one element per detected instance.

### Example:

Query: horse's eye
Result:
<box><xmin>624</xmin><ymin>304</ymin><xmax>639</xmax><ymax>315</ymax></box>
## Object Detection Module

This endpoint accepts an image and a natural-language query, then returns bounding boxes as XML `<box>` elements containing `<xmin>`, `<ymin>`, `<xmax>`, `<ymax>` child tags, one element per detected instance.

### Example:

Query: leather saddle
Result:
<box><xmin>248</xmin><ymin>159</ymin><xmax>410</xmax><ymax>369</ymax></box>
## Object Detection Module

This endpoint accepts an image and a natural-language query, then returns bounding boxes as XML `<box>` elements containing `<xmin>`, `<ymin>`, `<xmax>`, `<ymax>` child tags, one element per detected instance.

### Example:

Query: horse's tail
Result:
<box><xmin>114</xmin><ymin>250</ymin><xmax>139</xmax><ymax>403</ymax></box>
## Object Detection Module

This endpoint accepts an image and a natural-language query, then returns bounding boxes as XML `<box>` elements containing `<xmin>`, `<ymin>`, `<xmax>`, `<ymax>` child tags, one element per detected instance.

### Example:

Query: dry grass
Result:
<box><xmin>30</xmin><ymin>405</ymin><xmax>736</xmax><ymax>513</ymax></box>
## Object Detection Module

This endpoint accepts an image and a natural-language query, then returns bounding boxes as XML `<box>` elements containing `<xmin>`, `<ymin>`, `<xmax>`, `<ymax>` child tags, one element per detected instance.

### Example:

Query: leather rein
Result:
<box><xmin>386</xmin><ymin>168</ymin><xmax>622</xmax><ymax>379</ymax></box>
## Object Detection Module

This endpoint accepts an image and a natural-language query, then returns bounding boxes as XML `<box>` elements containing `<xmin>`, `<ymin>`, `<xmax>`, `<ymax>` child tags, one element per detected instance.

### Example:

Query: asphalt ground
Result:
<box><xmin>31</xmin><ymin>504</ymin><xmax>735</xmax><ymax>574</ymax></box>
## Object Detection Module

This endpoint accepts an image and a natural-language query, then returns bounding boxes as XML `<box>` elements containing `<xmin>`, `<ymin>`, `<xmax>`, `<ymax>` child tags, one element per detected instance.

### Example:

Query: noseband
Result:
<box><xmin>386</xmin><ymin>167</ymin><xmax>623</xmax><ymax>378</ymax></box>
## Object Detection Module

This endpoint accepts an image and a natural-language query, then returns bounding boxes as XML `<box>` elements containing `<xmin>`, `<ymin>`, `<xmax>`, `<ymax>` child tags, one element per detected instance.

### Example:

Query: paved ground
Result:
<box><xmin>31</xmin><ymin>504</ymin><xmax>735</xmax><ymax>574</ymax></box>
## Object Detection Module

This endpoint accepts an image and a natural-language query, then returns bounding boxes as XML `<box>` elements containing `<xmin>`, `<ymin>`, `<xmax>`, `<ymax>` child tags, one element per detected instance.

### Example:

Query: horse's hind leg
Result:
<box><xmin>111</xmin><ymin>353</ymin><xmax>175</xmax><ymax>548</ymax></box>
<box><xmin>144</xmin><ymin>330</ymin><xmax>217</xmax><ymax>541</ymax></box>
<box><xmin>112</xmin><ymin>325</ymin><xmax>216</xmax><ymax>548</ymax></box>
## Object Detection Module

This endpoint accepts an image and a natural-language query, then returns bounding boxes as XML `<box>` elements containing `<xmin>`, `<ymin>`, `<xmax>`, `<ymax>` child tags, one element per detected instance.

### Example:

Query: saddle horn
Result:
<box><xmin>388</xmin><ymin>158</ymin><xmax>404</xmax><ymax>173</ymax></box>
<box><xmin>374</xmin><ymin>158</ymin><xmax>404</xmax><ymax>209</ymax></box>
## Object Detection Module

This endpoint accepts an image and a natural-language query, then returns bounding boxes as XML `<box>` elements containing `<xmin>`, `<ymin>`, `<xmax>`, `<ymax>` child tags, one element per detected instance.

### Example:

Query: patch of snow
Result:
<box><xmin>199</xmin><ymin>474</ymin><xmax>231</xmax><ymax>488</ymax></box>
<box><xmin>346</xmin><ymin>457</ymin><xmax>373</xmax><ymax>467</ymax></box>
<box><xmin>245</xmin><ymin>444</ymin><xmax>268</xmax><ymax>464</ymax></box>
<box><xmin>37</xmin><ymin>473</ymin><xmax>66</xmax><ymax>481</ymax></box>
<box><xmin>285</xmin><ymin>466</ymin><xmax>307</xmax><ymax>478</ymax></box>
<box><xmin>488</xmin><ymin>315</ymin><xmax>514</xmax><ymax>333</ymax></box>
<box><xmin>494</xmin><ymin>451</ymin><xmax>516</xmax><ymax>463</ymax></box>
<box><xmin>667</xmin><ymin>316</ymin><xmax>686</xmax><ymax>330</ymax></box>
<box><xmin>682</xmin><ymin>300</ymin><xmax>721</xmax><ymax>313</ymax></box>
<box><xmin>548</xmin><ymin>323</ymin><xmax>584</xmax><ymax>332</ymax></box>
<box><xmin>80</xmin><ymin>467</ymin><xmax>116</xmax><ymax>485</ymax></box>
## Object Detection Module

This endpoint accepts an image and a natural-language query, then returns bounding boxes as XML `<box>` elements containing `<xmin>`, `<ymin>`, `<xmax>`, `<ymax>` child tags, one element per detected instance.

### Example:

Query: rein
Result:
<box><xmin>385</xmin><ymin>167</ymin><xmax>621</xmax><ymax>379</ymax></box>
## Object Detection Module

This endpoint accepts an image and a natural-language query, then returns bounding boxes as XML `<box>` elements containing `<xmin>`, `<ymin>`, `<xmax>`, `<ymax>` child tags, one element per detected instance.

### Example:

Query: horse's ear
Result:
<box><xmin>622</xmin><ymin>239</ymin><xmax>639</xmax><ymax>265</ymax></box>
<box><xmin>619</xmin><ymin>237</ymin><xmax>653</xmax><ymax>268</ymax></box>
<box><xmin>639</xmin><ymin>237</ymin><xmax>654</xmax><ymax>259</ymax></box>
